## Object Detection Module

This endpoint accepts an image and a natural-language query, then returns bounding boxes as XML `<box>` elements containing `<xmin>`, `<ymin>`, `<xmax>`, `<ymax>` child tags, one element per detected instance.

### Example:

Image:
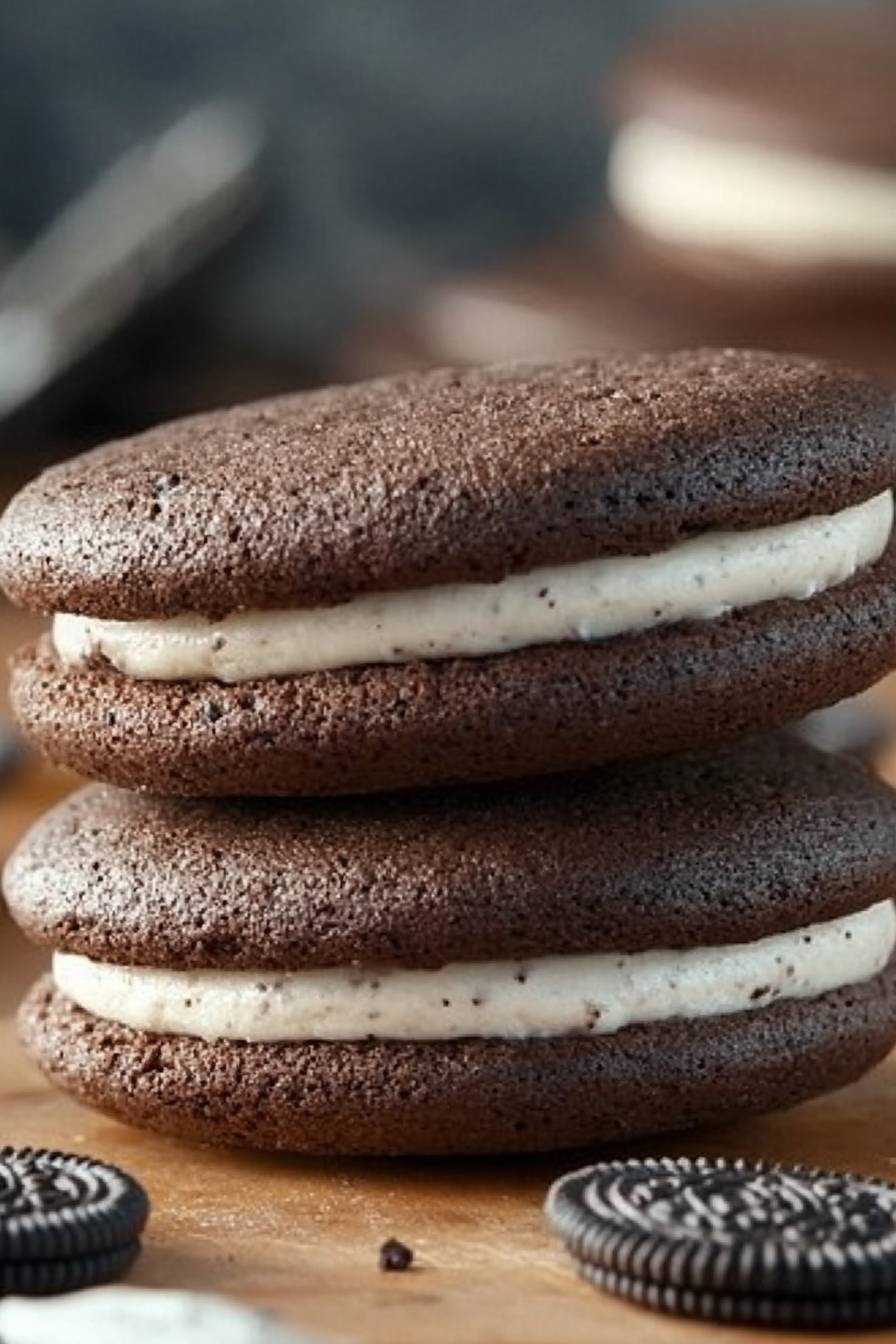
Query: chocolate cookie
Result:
<box><xmin>2</xmin><ymin>351</ymin><xmax>894</xmax><ymax>795</ymax></box>
<box><xmin>18</xmin><ymin>968</ymin><xmax>896</xmax><ymax>1156</ymax></box>
<box><xmin>547</xmin><ymin>1156</ymin><xmax>896</xmax><ymax>1327</ymax></box>
<box><xmin>6</xmin><ymin>735</ymin><xmax>896</xmax><ymax>970</ymax></box>
<box><xmin>8</xmin><ymin>735</ymin><xmax>896</xmax><ymax>1154</ymax></box>
<box><xmin>0</xmin><ymin>1147</ymin><xmax>148</xmax><ymax>1294</ymax></box>
<box><xmin>608</xmin><ymin>4</ymin><xmax>896</xmax><ymax>303</ymax></box>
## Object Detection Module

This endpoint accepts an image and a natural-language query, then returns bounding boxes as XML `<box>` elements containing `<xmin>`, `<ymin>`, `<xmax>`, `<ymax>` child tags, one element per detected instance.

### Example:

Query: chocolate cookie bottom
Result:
<box><xmin>20</xmin><ymin>965</ymin><xmax>896</xmax><ymax>1156</ymax></box>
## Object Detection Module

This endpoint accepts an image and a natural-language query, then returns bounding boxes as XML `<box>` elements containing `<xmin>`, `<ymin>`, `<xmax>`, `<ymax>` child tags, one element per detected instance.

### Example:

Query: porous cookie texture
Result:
<box><xmin>0</xmin><ymin>351</ymin><xmax>893</xmax><ymax>619</ymax></box>
<box><xmin>11</xmin><ymin>539</ymin><xmax>896</xmax><ymax>794</ymax></box>
<box><xmin>6</xmin><ymin>735</ymin><xmax>896</xmax><ymax>970</ymax></box>
<box><xmin>19</xmin><ymin>966</ymin><xmax>896</xmax><ymax>1156</ymax></box>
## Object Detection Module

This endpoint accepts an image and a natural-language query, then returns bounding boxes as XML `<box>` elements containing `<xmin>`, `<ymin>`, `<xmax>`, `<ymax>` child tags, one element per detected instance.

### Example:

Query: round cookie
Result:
<box><xmin>7</xmin><ymin>735</ymin><xmax>896</xmax><ymax>970</ymax></box>
<box><xmin>0</xmin><ymin>1245</ymin><xmax>141</xmax><ymax>1297</ymax></box>
<box><xmin>19</xmin><ymin>970</ymin><xmax>896</xmax><ymax>1157</ymax></box>
<box><xmin>8</xmin><ymin>734</ymin><xmax>896</xmax><ymax>1155</ymax></box>
<box><xmin>0</xmin><ymin>1147</ymin><xmax>148</xmax><ymax>1294</ymax></box>
<box><xmin>608</xmin><ymin>4</ymin><xmax>896</xmax><ymax>304</ymax></box>
<box><xmin>548</xmin><ymin>1157</ymin><xmax>896</xmax><ymax>1298</ymax></box>
<box><xmin>1</xmin><ymin>351</ymin><xmax>895</xmax><ymax>796</ymax></box>
<box><xmin>546</xmin><ymin>1156</ymin><xmax>896</xmax><ymax>1327</ymax></box>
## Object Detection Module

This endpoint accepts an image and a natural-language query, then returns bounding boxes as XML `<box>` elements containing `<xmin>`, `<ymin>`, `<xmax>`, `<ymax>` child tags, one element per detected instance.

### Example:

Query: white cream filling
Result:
<box><xmin>609</xmin><ymin>117</ymin><xmax>896</xmax><ymax>263</ymax></box>
<box><xmin>0</xmin><ymin>1288</ymin><xmax>318</xmax><ymax>1344</ymax></box>
<box><xmin>51</xmin><ymin>491</ymin><xmax>892</xmax><ymax>683</ymax></box>
<box><xmin>52</xmin><ymin>901</ymin><xmax>895</xmax><ymax>1043</ymax></box>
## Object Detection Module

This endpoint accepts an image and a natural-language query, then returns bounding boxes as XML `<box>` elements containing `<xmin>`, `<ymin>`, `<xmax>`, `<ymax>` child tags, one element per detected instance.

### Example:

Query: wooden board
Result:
<box><xmin>3</xmin><ymin>611</ymin><xmax>896</xmax><ymax>1343</ymax></box>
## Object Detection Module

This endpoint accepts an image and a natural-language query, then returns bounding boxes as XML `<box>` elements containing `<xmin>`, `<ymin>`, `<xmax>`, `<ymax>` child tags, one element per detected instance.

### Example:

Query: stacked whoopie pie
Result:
<box><xmin>608</xmin><ymin>4</ymin><xmax>896</xmax><ymax>313</ymax></box>
<box><xmin>2</xmin><ymin>348</ymin><xmax>896</xmax><ymax>1155</ymax></box>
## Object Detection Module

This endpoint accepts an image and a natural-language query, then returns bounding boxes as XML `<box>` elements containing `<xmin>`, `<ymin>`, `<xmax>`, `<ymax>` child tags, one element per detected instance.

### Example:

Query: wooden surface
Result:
<box><xmin>3</xmin><ymin>609</ymin><xmax>896</xmax><ymax>1342</ymax></box>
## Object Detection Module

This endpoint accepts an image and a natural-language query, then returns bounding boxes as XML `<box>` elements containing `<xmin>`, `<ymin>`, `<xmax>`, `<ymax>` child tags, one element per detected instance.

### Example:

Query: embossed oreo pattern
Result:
<box><xmin>0</xmin><ymin>1147</ymin><xmax>149</xmax><ymax>1262</ymax></box>
<box><xmin>546</xmin><ymin>1157</ymin><xmax>896</xmax><ymax>1303</ymax></box>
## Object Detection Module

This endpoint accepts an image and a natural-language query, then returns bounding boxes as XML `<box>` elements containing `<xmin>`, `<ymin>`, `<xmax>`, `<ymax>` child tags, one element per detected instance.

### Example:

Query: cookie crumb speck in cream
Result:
<box><xmin>52</xmin><ymin>491</ymin><xmax>893</xmax><ymax>683</ymax></box>
<box><xmin>53</xmin><ymin>901</ymin><xmax>895</xmax><ymax>1043</ymax></box>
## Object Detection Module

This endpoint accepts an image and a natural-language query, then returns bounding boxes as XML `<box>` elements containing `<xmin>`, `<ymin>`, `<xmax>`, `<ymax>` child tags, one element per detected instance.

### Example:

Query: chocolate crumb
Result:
<box><xmin>379</xmin><ymin>1238</ymin><xmax>414</xmax><ymax>1272</ymax></box>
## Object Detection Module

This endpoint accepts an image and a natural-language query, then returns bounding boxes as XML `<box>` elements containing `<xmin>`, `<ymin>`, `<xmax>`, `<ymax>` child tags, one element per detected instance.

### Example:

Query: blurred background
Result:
<box><xmin>1</xmin><ymin>0</ymin><xmax>896</xmax><ymax>889</ymax></box>
<box><xmin>2</xmin><ymin>0</ymin><xmax>895</xmax><ymax>455</ymax></box>
<box><xmin>0</xmin><ymin>0</ymin><xmax>642</xmax><ymax>455</ymax></box>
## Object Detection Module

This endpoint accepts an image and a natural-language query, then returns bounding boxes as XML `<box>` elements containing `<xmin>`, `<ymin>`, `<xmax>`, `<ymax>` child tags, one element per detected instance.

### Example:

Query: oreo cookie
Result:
<box><xmin>575</xmin><ymin>1262</ymin><xmax>896</xmax><ymax>1330</ymax></box>
<box><xmin>0</xmin><ymin>1147</ymin><xmax>148</xmax><ymax>1294</ymax></box>
<box><xmin>0</xmin><ymin>1246</ymin><xmax>142</xmax><ymax>1296</ymax></box>
<box><xmin>546</xmin><ymin>1156</ymin><xmax>896</xmax><ymax>1327</ymax></box>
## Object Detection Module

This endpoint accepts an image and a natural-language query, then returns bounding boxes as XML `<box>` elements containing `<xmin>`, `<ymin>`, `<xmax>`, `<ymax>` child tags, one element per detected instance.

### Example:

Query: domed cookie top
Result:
<box><xmin>0</xmin><ymin>349</ymin><xmax>892</xmax><ymax>619</ymax></box>
<box><xmin>7</xmin><ymin>734</ymin><xmax>896</xmax><ymax>971</ymax></box>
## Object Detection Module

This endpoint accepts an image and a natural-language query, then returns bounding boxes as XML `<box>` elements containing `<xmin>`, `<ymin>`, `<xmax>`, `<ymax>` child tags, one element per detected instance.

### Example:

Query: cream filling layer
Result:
<box><xmin>51</xmin><ymin>491</ymin><xmax>892</xmax><ymax>683</ymax></box>
<box><xmin>52</xmin><ymin>901</ymin><xmax>895</xmax><ymax>1044</ymax></box>
<box><xmin>609</xmin><ymin>117</ymin><xmax>896</xmax><ymax>263</ymax></box>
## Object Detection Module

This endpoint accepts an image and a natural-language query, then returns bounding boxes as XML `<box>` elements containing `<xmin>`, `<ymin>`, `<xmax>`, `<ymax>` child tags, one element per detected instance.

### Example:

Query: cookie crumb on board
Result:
<box><xmin>378</xmin><ymin>1238</ymin><xmax>414</xmax><ymax>1271</ymax></box>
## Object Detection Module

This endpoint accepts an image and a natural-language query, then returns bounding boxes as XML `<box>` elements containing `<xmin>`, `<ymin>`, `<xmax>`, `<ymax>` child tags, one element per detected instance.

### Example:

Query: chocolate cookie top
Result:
<box><xmin>0</xmin><ymin>350</ymin><xmax>892</xmax><ymax>618</ymax></box>
<box><xmin>614</xmin><ymin>4</ymin><xmax>896</xmax><ymax>167</ymax></box>
<box><xmin>7</xmin><ymin>735</ymin><xmax>896</xmax><ymax>970</ymax></box>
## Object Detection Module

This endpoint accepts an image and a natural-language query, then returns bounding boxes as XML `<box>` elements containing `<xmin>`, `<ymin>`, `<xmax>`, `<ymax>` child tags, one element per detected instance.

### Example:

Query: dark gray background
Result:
<box><xmin>2</xmin><ymin>0</ymin><xmax>739</xmax><ymax>360</ymax></box>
